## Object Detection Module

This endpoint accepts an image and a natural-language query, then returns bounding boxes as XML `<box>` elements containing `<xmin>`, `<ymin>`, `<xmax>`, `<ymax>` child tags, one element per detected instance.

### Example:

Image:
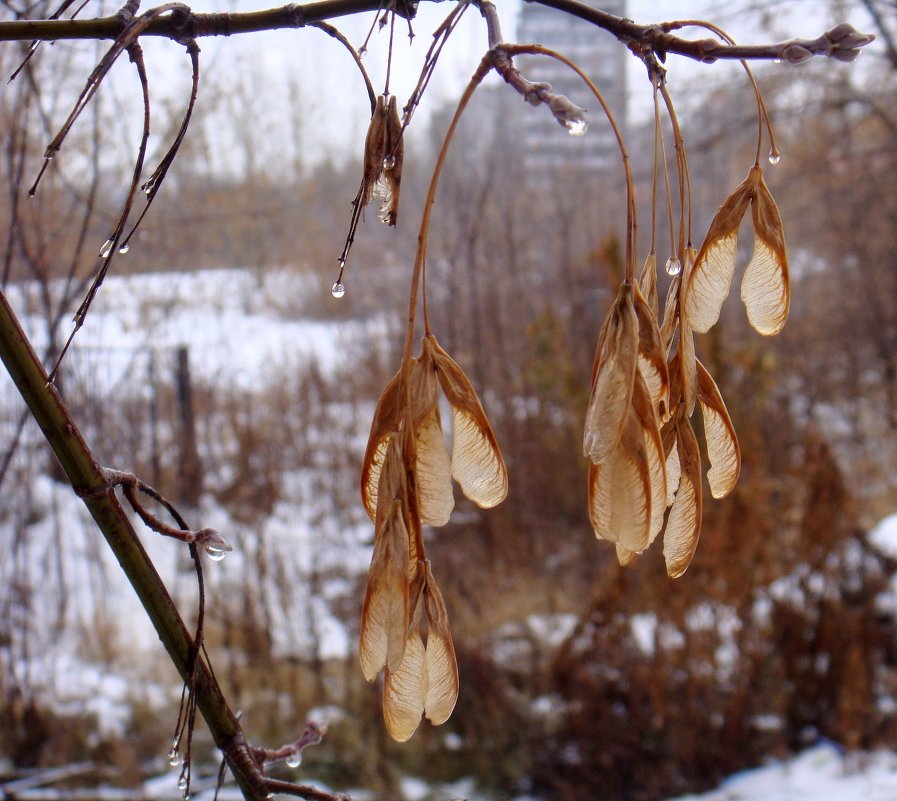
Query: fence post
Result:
<box><xmin>175</xmin><ymin>346</ymin><xmax>202</xmax><ymax>507</ymax></box>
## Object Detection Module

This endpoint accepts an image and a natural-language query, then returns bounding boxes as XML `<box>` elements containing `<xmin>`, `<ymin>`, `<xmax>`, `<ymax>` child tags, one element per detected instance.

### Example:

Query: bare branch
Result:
<box><xmin>0</xmin><ymin>0</ymin><xmax>874</xmax><ymax>66</ymax></box>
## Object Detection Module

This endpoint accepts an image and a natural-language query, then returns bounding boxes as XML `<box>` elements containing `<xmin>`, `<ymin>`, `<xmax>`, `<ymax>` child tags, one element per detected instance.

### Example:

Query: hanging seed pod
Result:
<box><xmin>362</xmin><ymin>93</ymin><xmax>404</xmax><ymax>227</ymax></box>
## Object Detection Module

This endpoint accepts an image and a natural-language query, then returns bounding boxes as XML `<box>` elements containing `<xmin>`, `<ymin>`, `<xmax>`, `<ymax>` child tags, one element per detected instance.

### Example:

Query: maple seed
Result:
<box><xmin>684</xmin><ymin>165</ymin><xmax>790</xmax><ymax>336</ymax></box>
<box><xmin>362</xmin><ymin>94</ymin><xmax>404</xmax><ymax>227</ymax></box>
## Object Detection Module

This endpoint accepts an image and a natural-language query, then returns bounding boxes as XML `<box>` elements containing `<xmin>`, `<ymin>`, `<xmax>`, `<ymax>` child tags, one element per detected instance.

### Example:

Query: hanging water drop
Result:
<box><xmin>382</xmin><ymin>154</ymin><xmax>396</xmax><ymax>171</ymax></box>
<box><xmin>99</xmin><ymin>238</ymin><xmax>114</xmax><ymax>259</ymax></box>
<box><xmin>28</xmin><ymin>40</ymin><xmax>38</xmax><ymax>53</ymax></box>
<box><xmin>565</xmin><ymin>117</ymin><xmax>588</xmax><ymax>137</ymax></box>
<box><xmin>119</xmin><ymin>242</ymin><xmax>130</xmax><ymax>255</ymax></box>
<box><xmin>768</xmin><ymin>150</ymin><xmax>781</xmax><ymax>166</ymax></box>
<box><xmin>205</xmin><ymin>544</ymin><xmax>227</xmax><ymax>562</ymax></box>
<box><xmin>665</xmin><ymin>257</ymin><xmax>682</xmax><ymax>277</ymax></box>
<box><xmin>331</xmin><ymin>281</ymin><xmax>346</xmax><ymax>299</ymax></box>
<box><xmin>286</xmin><ymin>752</ymin><xmax>303</xmax><ymax>769</ymax></box>
<box><xmin>177</xmin><ymin>776</ymin><xmax>188</xmax><ymax>791</ymax></box>
<box><xmin>168</xmin><ymin>749</ymin><xmax>181</xmax><ymax>767</ymax></box>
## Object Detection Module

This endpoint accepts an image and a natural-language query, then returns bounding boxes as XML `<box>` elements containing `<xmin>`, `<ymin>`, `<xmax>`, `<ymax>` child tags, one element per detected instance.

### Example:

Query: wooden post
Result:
<box><xmin>175</xmin><ymin>346</ymin><xmax>202</xmax><ymax>507</ymax></box>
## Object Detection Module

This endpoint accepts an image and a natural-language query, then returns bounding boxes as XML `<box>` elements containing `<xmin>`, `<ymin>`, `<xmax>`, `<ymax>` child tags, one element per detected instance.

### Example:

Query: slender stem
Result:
<box><xmin>401</xmin><ymin>55</ymin><xmax>491</xmax><ymax>368</ymax></box>
<box><xmin>668</xmin><ymin>19</ymin><xmax>779</xmax><ymax>166</ymax></box>
<box><xmin>658</xmin><ymin>85</ymin><xmax>690</xmax><ymax>253</ymax></box>
<box><xmin>657</xmin><ymin>91</ymin><xmax>676</xmax><ymax>262</ymax></box>
<box><xmin>505</xmin><ymin>43</ymin><xmax>636</xmax><ymax>282</ymax></box>
<box><xmin>650</xmin><ymin>86</ymin><xmax>660</xmax><ymax>255</ymax></box>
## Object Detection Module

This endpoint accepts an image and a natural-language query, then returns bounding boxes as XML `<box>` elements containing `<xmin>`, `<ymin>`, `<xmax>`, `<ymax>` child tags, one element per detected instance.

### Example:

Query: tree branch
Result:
<box><xmin>0</xmin><ymin>0</ymin><xmax>874</xmax><ymax>66</ymax></box>
<box><xmin>0</xmin><ymin>287</ymin><xmax>267</xmax><ymax>801</ymax></box>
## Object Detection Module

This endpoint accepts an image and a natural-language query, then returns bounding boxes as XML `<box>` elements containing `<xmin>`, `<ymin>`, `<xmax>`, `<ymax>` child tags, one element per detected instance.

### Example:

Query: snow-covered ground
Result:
<box><xmin>1</xmin><ymin>267</ymin><xmax>389</xmax><ymax>728</ymax></box>
<box><xmin>5</xmin><ymin>269</ymin><xmax>897</xmax><ymax>801</ymax></box>
<box><xmin>5</xmin><ymin>267</ymin><xmax>395</xmax><ymax>390</ymax></box>
<box><xmin>668</xmin><ymin>742</ymin><xmax>897</xmax><ymax>801</ymax></box>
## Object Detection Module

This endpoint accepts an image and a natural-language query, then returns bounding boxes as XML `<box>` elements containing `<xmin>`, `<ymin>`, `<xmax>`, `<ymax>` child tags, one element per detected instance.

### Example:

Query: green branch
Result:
<box><xmin>0</xmin><ymin>288</ymin><xmax>267</xmax><ymax>801</ymax></box>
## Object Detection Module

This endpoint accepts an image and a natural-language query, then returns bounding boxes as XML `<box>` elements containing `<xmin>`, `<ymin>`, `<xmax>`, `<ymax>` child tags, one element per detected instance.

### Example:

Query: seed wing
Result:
<box><xmin>383</xmin><ymin>630</ymin><xmax>426</xmax><ymax>742</ymax></box>
<box><xmin>588</xmin><ymin>409</ymin><xmax>652</xmax><ymax>553</ymax></box>
<box><xmin>741</xmin><ymin>171</ymin><xmax>789</xmax><ymax>335</ymax></box>
<box><xmin>697</xmin><ymin>361</ymin><xmax>741</xmax><ymax>499</ymax></box>
<box><xmin>361</xmin><ymin>368</ymin><xmax>403</xmax><ymax>522</ymax></box>
<box><xmin>684</xmin><ymin>170</ymin><xmax>756</xmax><ymax>333</ymax></box>
<box><xmin>430</xmin><ymin>337</ymin><xmax>508</xmax><ymax>509</ymax></box>
<box><xmin>663</xmin><ymin>420</ymin><xmax>703</xmax><ymax>578</ymax></box>
<box><xmin>422</xmin><ymin>564</ymin><xmax>459</xmax><ymax>725</ymax></box>
<box><xmin>584</xmin><ymin>284</ymin><xmax>639</xmax><ymax>464</ymax></box>
<box><xmin>634</xmin><ymin>284</ymin><xmax>669</xmax><ymax>413</ymax></box>
<box><xmin>359</xmin><ymin>499</ymin><xmax>410</xmax><ymax>682</ymax></box>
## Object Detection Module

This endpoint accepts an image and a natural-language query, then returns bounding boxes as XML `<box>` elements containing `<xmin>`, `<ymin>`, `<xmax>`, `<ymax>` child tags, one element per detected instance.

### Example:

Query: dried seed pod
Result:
<box><xmin>362</xmin><ymin>93</ymin><xmax>404</xmax><ymax>227</ymax></box>
<box><xmin>632</xmin><ymin>370</ymin><xmax>667</xmax><ymax>543</ymax></box>
<box><xmin>359</xmin><ymin>436</ymin><xmax>412</xmax><ymax>681</ymax></box>
<box><xmin>741</xmin><ymin>169</ymin><xmax>790</xmax><ymax>335</ymax></box>
<box><xmin>588</xmin><ymin>406</ymin><xmax>652</xmax><ymax>552</ymax></box>
<box><xmin>410</xmin><ymin>343</ymin><xmax>454</xmax><ymax>526</ymax></box>
<box><xmin>684</xmin><ymin>169</ymin><xmax>756</xmax><ymax>333</ymax></box>
<box><xmin>361</xmin><ymin>367</ymin><xmax>404</xmax><ymax>521</ymax></box>
<box><xmin>663</xmin><ymin>419</ymin><xmax>703</xmax><ymax>578</ymax></box>
<box><xmin>381</xmin><ymin>562</ymin><xmax>458</xmax><ymax>742</ymax></box>
<box><xmin>421</xmin><ymin>562</ymin><xmax>459</xmax><ymax>726</ymax></box>
<box><xmin>429</xmin><ymin>336</ymin><xmax>508</xmax><ymax>509</ymax></box>
<box><xmin>638</xmin><ymin>252</ymin><xmax>659</xmax><ymax>318</ymax></box>
<box><xmin>383</xmin><ymin>629</ymin><xmax>426</xmax><ymax>742</ymax></box>
<box><xmin>633</xmin><ymin>284</ymin><xmax>669</xmax><ymax>414</ymax></box>
<box><xmin>697</xmin><ymin>360</ymin><xmax>741</xmax><ymax>499</ymax></box>
<box><xmin>584</xmin><ymin>283</ymin><xmax>639</xmax><ymax>464</ymax></box>
<box><xmin>685</xmin><ymin>165</ymin><xmax>790</xmax><ymax>336</ymax></box>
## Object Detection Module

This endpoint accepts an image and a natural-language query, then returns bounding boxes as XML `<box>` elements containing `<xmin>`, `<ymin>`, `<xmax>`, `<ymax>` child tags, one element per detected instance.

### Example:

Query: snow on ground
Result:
<box><xmin>668</xmin><ymin>742</ymin><xmax>897</xmax><ymax>801</ymax></box>
<box><xmin>6</xmin><ymin>267</ymin><xmax>396</xmax><ymax>391</ymax></box>
<box><xmin>1</xmin><ymin>267</ymin><xmax>389</xmax><ymax>718</ymax></box>
<box><xmin>870</xmin><ymin>514</ymin><xmax>897</xmax><ymax>558</ymax></box>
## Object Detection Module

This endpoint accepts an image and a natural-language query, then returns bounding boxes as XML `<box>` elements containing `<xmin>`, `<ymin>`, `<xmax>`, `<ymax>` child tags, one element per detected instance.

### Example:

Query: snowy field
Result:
<box><xmin>668</xmin><ymin>742</ymin><xmax>897</xmax><ymax>801</ymax></box>
<box><xmin>4</xmin><ymin>270</ymin><xmax>897</xmax><ymax>801</ymax></box>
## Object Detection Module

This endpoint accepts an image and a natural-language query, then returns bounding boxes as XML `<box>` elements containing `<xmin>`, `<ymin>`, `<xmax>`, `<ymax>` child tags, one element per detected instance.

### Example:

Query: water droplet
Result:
<box><xmin>286</xmin><ymin>752</ymin><xmax>303</xmax><ymax>768</ymax></box>
<box><xmin>565</xmin><ymin>117</ymin><xmax>588</xmax><ymax>137</ymax></box>
<box><xmin>28</xmin><ymin>40</ymin><xmax>38</xmax><ymax>53</ymax></box>
<box><xmin>358</xmin><ymin>46</ymin><xmax>367</xmax><ymax>59</ymax></box>
<box><xmin>382</xmin><ymin>154</ymin><xmax>396</xmax><ymax>171</ymax></box>
<box><xmin>665</xmin><ymin>257</ymin><xmax>682</xmax><ymax>277</ymax></box>
<box><xmin>768</xmin><ymin>150</ymin><xmax>781</xmax><ymax>166</ymax></box>
<box><xmin>99</xmin><ymin>238</ymin><xmax>114</xmax><ymax>258</ymax></box>
<box><xmin>177</xmin><ymin>776</ymin><xmax>188</xmax><ymax>791</ymax></box>
<box><xmin>118</xmin><ymin>242</ymin><xmax>130</xmax><ymax>254</ymax></box>
<box><xmin>142</xmin><ymin>179</ymin><xmax>155</xmax><ymax>195</ymax></box>
<box><xmin>331</xmin><ymin>281</ymin><xmax>346</xmax><ymax>299</ymax></box>
<box><xmin>205</xmin><ymin>544</ymin><xmax>227</xmax><ymax>562</ymax></box>
<box><xmin>773</xmin><ymin>57</ymin><xmax>783</xmax><ymax>64</ymax></box>
<box><xmin>168</xmin><ymin>749</ymin><xmax>181</xmax><ymax>767</ymax></box>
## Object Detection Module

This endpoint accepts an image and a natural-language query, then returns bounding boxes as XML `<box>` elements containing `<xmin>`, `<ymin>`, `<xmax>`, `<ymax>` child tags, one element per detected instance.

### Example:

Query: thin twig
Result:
<box><xmin>0</xmin><ymin>1</ymin><xmax>873</xmax><ymax>67</ymax></box>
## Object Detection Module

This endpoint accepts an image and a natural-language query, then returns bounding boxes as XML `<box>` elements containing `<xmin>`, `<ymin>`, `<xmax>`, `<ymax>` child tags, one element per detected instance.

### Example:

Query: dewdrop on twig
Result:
<box><xmin>548</xmin><ymin>93</ymin><xmax>589</xmax><ymax>136</ymax></box>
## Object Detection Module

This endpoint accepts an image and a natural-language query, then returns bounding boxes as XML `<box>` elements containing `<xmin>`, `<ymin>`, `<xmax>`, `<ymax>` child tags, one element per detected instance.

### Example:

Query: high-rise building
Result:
<box><xmin>515</xmin><ymin>0</ymin><xmax>628</xmax><ymax>175</ymax></box>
